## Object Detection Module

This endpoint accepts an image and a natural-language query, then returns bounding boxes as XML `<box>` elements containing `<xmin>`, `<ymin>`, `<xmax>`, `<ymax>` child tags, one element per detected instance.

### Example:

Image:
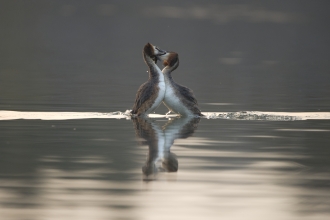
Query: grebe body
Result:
<box><xmin>131</xmin><ymin>43</ymin><xmax>166</xmax><ymax>116</ymax></box>
<box><xmin>159</xmin><ymin>52</ymin><xmax>202</xmax><ymax>116</ymax></box>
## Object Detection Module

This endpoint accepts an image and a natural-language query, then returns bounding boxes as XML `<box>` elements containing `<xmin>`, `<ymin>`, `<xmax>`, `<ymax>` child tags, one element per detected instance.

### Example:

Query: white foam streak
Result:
<box><xmin>0</xmin><ymin>110</ymin><xmax>330</xmax><ymax>121</ymax></box>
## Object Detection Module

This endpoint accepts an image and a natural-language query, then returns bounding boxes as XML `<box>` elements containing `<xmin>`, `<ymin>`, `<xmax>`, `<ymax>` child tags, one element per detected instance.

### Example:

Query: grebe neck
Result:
<box><xmin>162</xmin><ymin>66</ymin><xmax>172</xmax><ymax>75</ymax></box>
<box><xmin>143</xmin><ymin>52</ymin><xmax>161</xmax><ymax>79</ymax></box>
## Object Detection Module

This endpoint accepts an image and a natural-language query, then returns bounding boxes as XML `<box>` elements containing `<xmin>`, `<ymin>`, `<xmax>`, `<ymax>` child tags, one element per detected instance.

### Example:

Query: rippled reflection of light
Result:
<box><xmin>143</xmin><ymin>5</ymin><xmax>301</xmax><ymax>24</ymax></box>
<box><xmin>277</xmin><ymin>129</ymin><xmax>330</xmax><ymax>132</ymax></box>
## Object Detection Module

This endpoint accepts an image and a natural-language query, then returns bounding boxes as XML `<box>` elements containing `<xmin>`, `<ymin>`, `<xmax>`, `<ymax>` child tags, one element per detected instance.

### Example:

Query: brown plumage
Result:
<box><xmin>131</xmin><ymin>43</ymin><xmax>166</xmax><ymax>116</ymax></box>
<box><xmin>161</xmin><ymin>52</ymin><xmax>203</xmax><ymax>116</ymax></box>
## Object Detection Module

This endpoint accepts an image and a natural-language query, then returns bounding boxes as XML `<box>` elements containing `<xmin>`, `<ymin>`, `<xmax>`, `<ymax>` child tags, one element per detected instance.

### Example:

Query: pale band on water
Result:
<box><xmin>1</xmin><ymin>110</ymin><xmax>330</xmax><ymax>121</ymax></box>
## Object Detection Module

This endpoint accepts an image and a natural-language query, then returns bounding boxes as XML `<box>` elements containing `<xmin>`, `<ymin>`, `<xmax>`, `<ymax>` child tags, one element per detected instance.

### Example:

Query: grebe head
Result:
<box><xmin>160</xmin><ymin>52</ymin><xmax>179</xmax><ymax>71</ymax></box>
<box><xmin>144</xmin><ymin>43</ymin><xmax>167</xmax><ymax>63</ymax></box>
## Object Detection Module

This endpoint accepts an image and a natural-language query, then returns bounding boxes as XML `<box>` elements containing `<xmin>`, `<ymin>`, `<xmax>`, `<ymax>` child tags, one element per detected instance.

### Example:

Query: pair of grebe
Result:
<box><xmin>131</xmin><ymin>43</ymin><xmax>202</xmax><ymax>117</ymax></box>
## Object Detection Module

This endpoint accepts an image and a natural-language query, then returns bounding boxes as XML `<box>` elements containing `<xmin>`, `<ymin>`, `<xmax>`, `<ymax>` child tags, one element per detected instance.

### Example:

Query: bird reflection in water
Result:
<box><xmin>132</xmin><ymin>117</ymin><xmax>200</xmax><ymax>181</ymax></box>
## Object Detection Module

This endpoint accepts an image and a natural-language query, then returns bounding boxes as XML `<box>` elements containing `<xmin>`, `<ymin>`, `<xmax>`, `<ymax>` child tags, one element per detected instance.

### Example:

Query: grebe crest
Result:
<box><xmin>162</xmin><ymin>52</ymin><xmax>179</xmax><ymax>71</ymax></box>
<box><xmin>144</xmin><ymin>43</ymin><xmax>167</xmax><ymax>63</ymax></box>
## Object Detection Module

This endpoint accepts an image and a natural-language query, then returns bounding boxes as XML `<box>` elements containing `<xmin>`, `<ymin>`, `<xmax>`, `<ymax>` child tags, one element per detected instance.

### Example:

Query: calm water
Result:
<box><xmin>0</xmin><ymin>117</ymin><xmax>330</xmax><ymax>219</ymax></box>
<box><xmin>1</xmin><ymin>1</ymin><xmax>330</xmax><ymax>219</ymax></box>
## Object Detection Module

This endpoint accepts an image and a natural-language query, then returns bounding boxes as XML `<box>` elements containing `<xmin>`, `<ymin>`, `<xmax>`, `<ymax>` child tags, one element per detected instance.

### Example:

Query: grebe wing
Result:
<box><xmin>131</xmin><ymin>82</ymin><xmax>154</xmax><ymax>114</ymax></box>
<box><xmin>176</xmin><ymin>84</ymin><xmax>198</xmax><ymax>104</ymax></box>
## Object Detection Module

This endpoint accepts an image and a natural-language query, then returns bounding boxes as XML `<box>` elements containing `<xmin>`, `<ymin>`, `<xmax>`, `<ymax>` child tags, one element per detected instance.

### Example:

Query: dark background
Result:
<box><xmin>1</xmin><ymin>0</ymin><xmax>330</xmax><ymax>112</ymax></box>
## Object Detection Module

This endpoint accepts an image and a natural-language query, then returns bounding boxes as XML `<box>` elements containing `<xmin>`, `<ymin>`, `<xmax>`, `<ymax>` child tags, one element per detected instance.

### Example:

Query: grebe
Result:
<box><xmin>131</xmin><ymin>43</ymin><xmax>167</xmax><ymax>116</ymax></box>
<box><xmin>159</xmin><ymin>52</ymin><xmax>203</xmax><ymax>116</ymax></box>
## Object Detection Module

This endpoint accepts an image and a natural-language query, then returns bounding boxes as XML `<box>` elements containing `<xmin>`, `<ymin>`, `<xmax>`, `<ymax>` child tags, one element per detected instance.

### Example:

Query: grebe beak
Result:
<box><xmin>155</xmin><ymin>51</ymin><xmax>170</xmax><ymax>62</ymax></box>
<box><xmin>157</xmin><ymin>48</ymin><xmax>167</xmax><ymax>55</ymax></box>
<box><xmin>155</xmin><ymin>46</ymin><xmax>167</xmax><ymax>56</ymax></box>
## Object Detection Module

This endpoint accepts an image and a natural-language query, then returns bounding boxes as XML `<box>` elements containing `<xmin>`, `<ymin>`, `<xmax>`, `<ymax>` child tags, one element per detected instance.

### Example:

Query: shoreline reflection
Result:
<box><xmin>132</xmin><ymin>117</ymin><xmax>200</xmax><ymax>181</ymax></box>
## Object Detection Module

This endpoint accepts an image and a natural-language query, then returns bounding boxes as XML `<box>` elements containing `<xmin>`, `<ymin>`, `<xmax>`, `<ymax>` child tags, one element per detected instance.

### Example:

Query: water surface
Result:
<box><xmin>1</xmin><ymin>116</ymin><xmax>330</xmax><ymax>220</ymax></box>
